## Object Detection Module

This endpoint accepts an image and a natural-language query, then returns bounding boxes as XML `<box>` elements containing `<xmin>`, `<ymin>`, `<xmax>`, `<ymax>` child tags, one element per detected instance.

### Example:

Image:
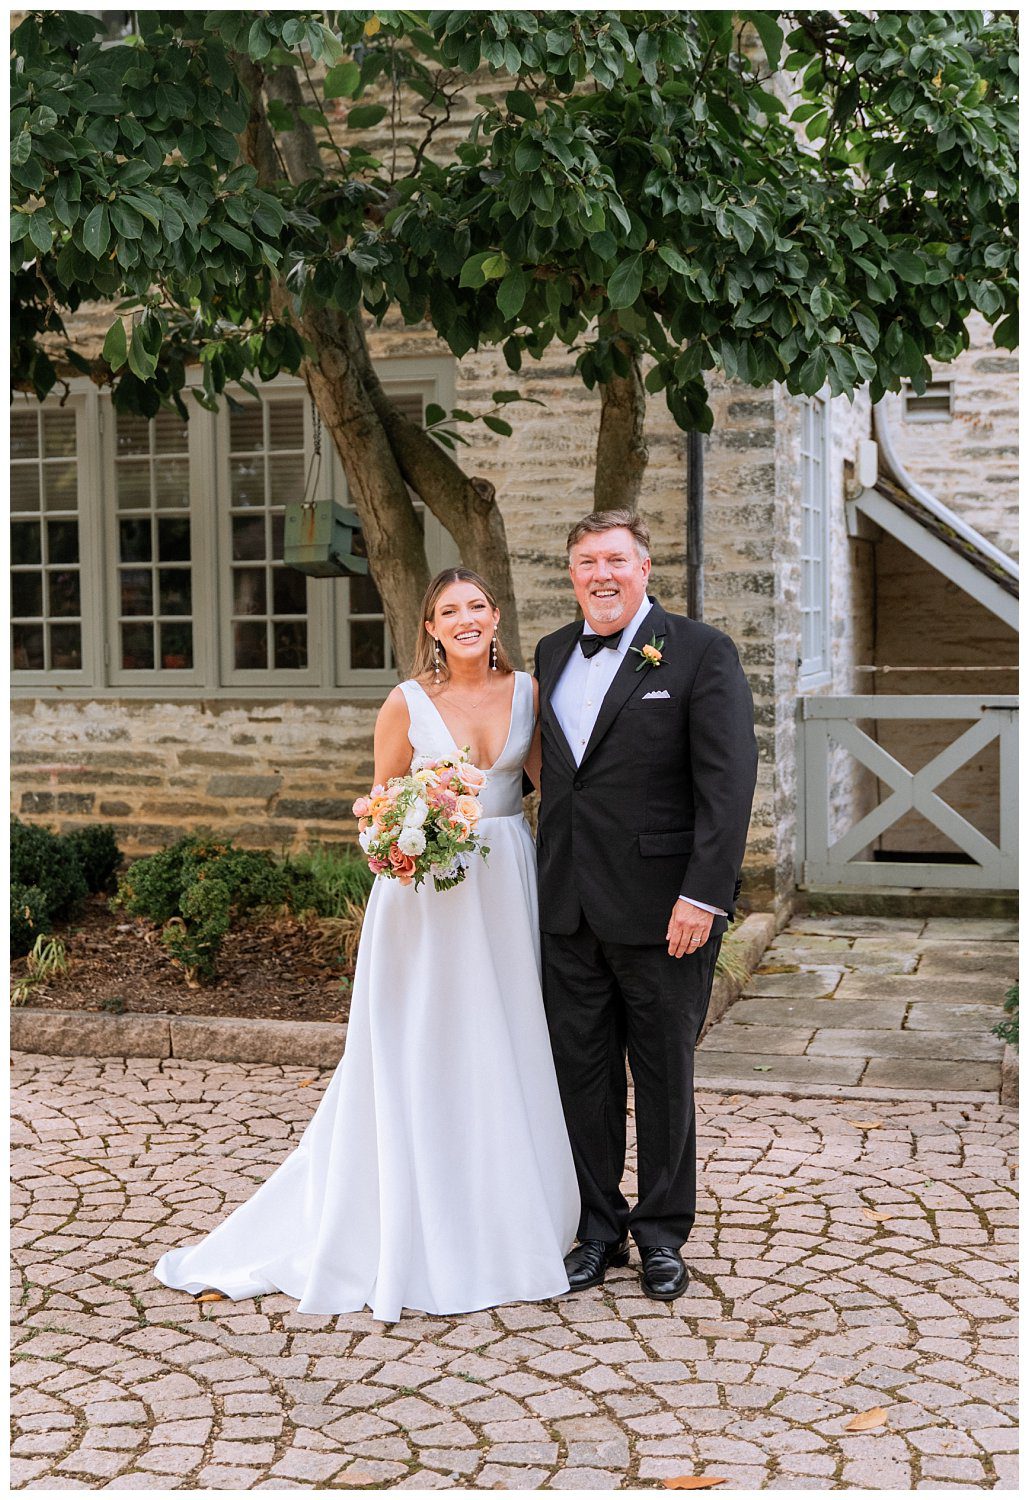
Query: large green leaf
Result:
<box><xmin>102</xmin><ymin>317</ymin><xmax>128</xmax><ymax>370</ymax></box>
<box><xmin>607</xmin><ymin>254</ymin><xmax>644</xmax><ymax>309</ymax></box>
<box><xmin>81</xmin><ymin>203</ymin><xmax>110</xmax><ymax>259</ymax></box>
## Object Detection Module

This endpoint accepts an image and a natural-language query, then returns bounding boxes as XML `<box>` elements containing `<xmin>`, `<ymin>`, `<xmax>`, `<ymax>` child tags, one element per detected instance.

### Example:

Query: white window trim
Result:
<box><xmin>798</xmin><ymin>391</ymin><xmax>832</xmax><ymax>689</ymax></box>
<box><xmin>11</xmin><ymin>361</ymin><xmax>459</xmax><ymax>701</ymax></box>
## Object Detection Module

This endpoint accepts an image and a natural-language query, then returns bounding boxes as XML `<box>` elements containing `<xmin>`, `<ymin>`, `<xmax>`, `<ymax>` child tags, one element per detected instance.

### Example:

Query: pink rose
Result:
<box><xmin>352</xmin><ymin>795</ymin><xmax>371</xmax><ymax>818</ymax></box>
<box><xmin>459</xmin><ymin>764</ymin><xmax>487</xmax><ymax>791</ymax></box>
<box><xmin>456</xmin><ymin>794</ymin><xmax>481</xmax><ymax>825</ymax></box>
<box><xmin>368</xmin><ymin>856</ymin><xmax>388</xmax><ymax>874</ymax></box>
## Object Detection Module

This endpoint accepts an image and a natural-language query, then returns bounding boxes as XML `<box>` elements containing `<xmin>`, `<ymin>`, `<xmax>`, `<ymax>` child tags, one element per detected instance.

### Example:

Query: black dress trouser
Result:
<box><xmin>542</xmin><ymin>914</ymin><xmax>721</xmax><ymax>1249</ymax></box>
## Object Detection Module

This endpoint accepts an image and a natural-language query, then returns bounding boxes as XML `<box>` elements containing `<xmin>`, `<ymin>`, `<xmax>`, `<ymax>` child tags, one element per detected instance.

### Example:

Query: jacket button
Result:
<box><xmin>573</xmin><ymin>779</ymin><xmax>585</xmax><ymax>791</ymax></box>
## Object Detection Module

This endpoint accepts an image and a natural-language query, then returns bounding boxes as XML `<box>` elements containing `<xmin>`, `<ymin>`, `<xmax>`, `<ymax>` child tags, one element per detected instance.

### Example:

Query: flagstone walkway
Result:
<box><xmin>12</xmin><ymin>915</ymin><xmax>1018</xmax><ymax>1495</ymax></box>
<box><xmin>698</xmin><ymin>915</ymin><xmax>1016</xmax><ymax>1100</ymax></box>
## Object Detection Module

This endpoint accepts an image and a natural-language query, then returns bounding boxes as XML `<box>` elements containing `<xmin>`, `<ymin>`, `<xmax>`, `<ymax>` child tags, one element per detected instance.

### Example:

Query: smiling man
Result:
<box><xmin>533</xmin><ymin>508</ymin><xmax>757</xmax><ymax>1301</ymax></box>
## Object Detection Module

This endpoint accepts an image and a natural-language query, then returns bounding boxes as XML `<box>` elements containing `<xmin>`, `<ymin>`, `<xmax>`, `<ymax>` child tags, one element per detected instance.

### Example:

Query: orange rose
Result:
<box><xmin>449</xmin><ymin>815</ymin><xmax>472</xmax><ymax>840</ymax></box>
<box><xmin>456</xmin><ymin>794</ymin><xmax>481</xmax><ymax>825</ymax></box>
<box><xmin>640</xmin><ymin>643</ymin><xmax>663</xmax><ymax>665</ymax></box>
<box><xmin>388</xmin><ymin>845</ymin><xmax>416</xmax><ymax>883</ymax></box>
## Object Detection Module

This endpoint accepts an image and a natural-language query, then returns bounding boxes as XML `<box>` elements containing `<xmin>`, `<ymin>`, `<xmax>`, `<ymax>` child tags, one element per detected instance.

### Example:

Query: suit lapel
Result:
<box><xmin>540</xmin><ymin>624</ymin><xmax>582</xmax><ymax>772</ymax></box>
<box><xmin>580</xmin><ymin>599</ymin><xmax>665</xmax><ymax>766</ymax></box>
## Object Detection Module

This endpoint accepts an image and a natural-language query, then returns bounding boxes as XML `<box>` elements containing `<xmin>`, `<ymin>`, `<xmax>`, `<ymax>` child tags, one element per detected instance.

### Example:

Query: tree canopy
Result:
<box><xmin>10</xmin><ymin>8</ymin><xmax>1019</xmax><ymax>661</ymax></box>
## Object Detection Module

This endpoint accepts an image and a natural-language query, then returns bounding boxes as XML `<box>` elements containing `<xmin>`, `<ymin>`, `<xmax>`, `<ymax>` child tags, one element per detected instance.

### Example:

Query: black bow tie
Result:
<box><xmin>579</xmin><ymin>629</ymin><xmax>623</xmax><ymax>659</ymax></box>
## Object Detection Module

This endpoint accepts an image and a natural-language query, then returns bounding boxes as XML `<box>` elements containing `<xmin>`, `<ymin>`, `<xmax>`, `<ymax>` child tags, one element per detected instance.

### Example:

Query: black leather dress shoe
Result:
<box><xmin>563</xmin><ymin>1238</ymin><xmax>630</xmax><ymax>1291</ymax></box>
<box><xmin>639</xmin><ymin>1245</ymin><xmax>689</xmax><ymax>1300</ymax></box>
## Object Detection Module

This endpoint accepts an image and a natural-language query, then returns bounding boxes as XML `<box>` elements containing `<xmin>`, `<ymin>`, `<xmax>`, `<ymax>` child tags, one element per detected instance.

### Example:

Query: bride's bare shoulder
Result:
<box><xmin>375</xmin><ymin>684</ymin><xmax>411</xmax><ymax>728</ymax></box>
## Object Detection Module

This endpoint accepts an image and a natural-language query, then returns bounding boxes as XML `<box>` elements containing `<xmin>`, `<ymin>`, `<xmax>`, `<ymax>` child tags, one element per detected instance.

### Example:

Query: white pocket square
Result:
<box><xmin>642</xmin><ymin>689</ymin><xmax>671</xmax><ymax>699</ymax></box>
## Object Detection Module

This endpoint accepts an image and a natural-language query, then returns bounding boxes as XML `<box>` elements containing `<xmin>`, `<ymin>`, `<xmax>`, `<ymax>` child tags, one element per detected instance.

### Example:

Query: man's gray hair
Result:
<box><xmin>566</xmin><ymin>509</ymin><xmax>651</xmax><ymax>561</ymax></box>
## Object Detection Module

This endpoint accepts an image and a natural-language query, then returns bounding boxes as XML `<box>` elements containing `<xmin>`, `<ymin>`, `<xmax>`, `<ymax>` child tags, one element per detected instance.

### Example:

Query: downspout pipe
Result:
<box><xmin>872</xmin><ymin>399</ymin><xmax>1019</xmax><ymax>582</ymax></box>
<box><xmin>686</xmin><ymin>429</ymin><xmax>704</xmax><ymax>620</ymax></box>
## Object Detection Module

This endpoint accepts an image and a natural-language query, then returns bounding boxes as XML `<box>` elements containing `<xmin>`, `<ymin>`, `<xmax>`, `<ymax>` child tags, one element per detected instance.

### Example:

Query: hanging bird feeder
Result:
<box><xmin>281</xmin><ymin>401</ymin><xmax>370</xmax><ymax>578</ymax></box>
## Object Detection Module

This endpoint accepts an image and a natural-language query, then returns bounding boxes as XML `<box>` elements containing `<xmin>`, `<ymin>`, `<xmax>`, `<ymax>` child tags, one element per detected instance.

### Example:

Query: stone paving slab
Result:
<box><xmin>835</xmin><ymin>974</ymin><xmax>1010</xmax><ymax>1005</ymax></box>
<box><xmin>906</xmin><ymin>1004</ymin><xmax>1013</xmax><ymax>1034</ymax></box>
<box><xmin>805</xmin><ymin>1029</ymin><xmax>1003</xmax><ymax>1063</ymax></box>
<box><xmin>861</xmin><ymin>1058</ymin><xmax>1005</xmax><ymax>1093</ymax></box>
<box><xmin>726</xmin><ymin>999</ymin><xmax>908</xmax><ymax>1031</ymax></box>
<box><xmin>695</xmin><ymin>1052</ymin><xmax>866</xmax><ymax>1086</ymax></box>
<box><xmin>10</xmin><ymin>1054</ymin><xmax>1017</xmax><ymax>1492</ymax></box>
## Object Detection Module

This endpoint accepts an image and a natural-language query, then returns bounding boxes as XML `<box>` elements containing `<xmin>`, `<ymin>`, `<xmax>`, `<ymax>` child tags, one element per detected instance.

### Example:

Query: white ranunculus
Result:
<box><xmin>397</xmin><ymin>826</ymin><xmax>426</xmax><ymax>857</ymax></box>
<box><xmin>403</xmin><ymin>796</ymin><xmax>429</xmax><ymax>829</ymax></box>
<box><xmin>358</xmin><ymin>827</ymin><xmax>374</xmax><ymax>852</ymax></box>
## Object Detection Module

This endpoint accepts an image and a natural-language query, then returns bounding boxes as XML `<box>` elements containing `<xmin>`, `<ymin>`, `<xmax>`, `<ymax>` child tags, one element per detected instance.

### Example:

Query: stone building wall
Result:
<box><xmin>879</xmin><ymin>313</ymin><xmax>1019</xmax><ymax>560</ymax></box>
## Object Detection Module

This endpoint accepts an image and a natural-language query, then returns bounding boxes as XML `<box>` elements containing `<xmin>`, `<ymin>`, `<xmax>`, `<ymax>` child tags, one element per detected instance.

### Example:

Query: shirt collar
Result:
<box><xmin>582</xmin><ymin>594</ymin><xmax>654</xmax><ymax>657</ymax></box>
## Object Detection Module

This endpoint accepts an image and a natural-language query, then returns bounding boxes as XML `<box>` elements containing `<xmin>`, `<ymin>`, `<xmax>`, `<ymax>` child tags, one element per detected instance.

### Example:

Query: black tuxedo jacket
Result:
<box><xmin>534</xmin><ymin>598</ymin><xmax>758</xmax><ymax>946</ymax></box>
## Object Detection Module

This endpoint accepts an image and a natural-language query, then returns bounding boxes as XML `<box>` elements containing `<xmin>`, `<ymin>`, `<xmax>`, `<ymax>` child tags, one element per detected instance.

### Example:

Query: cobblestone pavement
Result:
<box><xmin>698</xmin><ymin>916</ymin><xmax>1017</xmax><ymax>1097</ymax></box>
<box><xmin>12</xmin><ymin>1046</ymin><xmax>1017</xmax><ymax>1491</ymax></box>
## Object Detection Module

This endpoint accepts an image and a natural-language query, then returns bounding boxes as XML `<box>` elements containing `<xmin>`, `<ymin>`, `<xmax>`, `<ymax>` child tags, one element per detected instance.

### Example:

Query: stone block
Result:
<box><xmin>272</xmin><ymin>799</ymin><xmax>352</xmax><ymax>821</ymax></box>
<box><xmin>806</xmin><ymin>1028</ymin><xmax>1003</xmax><ymax>1062</ymax></box>
<box><xmin>835</xmin><ymin>973</ymin><xmax>1007</xmax><ymax>1005</ymax></box>
<box><xmin>905</xmin><ymin>1003</ymin><xmax>1005</xmax><ymax>1033</ymax></box>
<box><xmin>20</xmin><ymin>792</ymin><xmax>54</xmax><ymax>813</ymax></box>
<box><xmin>1000</xmin><ymin>1044</ymin><xmax>1018</xmax><ymax>1107</ymax></box>
<box><xmin>57</xmin><ymin>792</ymin><xmax>95</xmax><ymax>813</ymax></box>
<box><xmin>206</xmin><ymin>775</ymin><xmax>283</xmax><ymax>800</ymax></box>
<box><xmin>99</xmin><ymin>801</ymin><xmax>132</xmax><ymax>818</ymax></box>
<box><xmin>860</xmin><ymin>1057</ymin><xmax>1001</xmax><ymax>1092</ymax></box>
<box><xmin>10</xmin><ymin>1010</ymin><xmax>170</xmax><ymax>1060</ymax></box>
<box><xmin>168</xmin><ymin>1016</ymin><xmax>344</xmax><ymax>1068</ymax></box>
<box><xmin>700</xmin><ymin>1023</ymin><xmax>814</xmax><ymax>1057</ymax></box>
<box><xmin>694</xmin><ymin>1051</ymin><xmax>864</xmax><ymax>1086</ymax></box>
<box><xmin>725</xmin><ymin>998</ymin><xmax>907</xmax><ymax>1030</ymax></box>
<box><xmin>744</xmin><ymin>970</ymin><xmax>843</xmax><ymax>999</ymax></box>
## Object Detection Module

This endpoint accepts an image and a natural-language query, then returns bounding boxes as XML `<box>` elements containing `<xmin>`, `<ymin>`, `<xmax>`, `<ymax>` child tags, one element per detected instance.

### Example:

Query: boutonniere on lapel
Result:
<box><xmin>630</xmin><ymin>634</ymin><xmax>666</xmax><ymax>672</ymax></box>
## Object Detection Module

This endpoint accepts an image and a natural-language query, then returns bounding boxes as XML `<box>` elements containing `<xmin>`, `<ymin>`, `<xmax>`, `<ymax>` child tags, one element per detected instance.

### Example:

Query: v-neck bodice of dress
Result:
<box><xmin>399</xmin><ymin>673</ymin><xmax>533</xmax><ymax>820</ymax></box>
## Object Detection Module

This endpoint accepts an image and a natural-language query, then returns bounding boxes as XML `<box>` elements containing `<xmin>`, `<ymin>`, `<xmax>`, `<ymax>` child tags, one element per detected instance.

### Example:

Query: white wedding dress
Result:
<box><xmin>154</xmin><ymin>671</ymin><xmax>578</xmax><ymax>1322</ymax></box>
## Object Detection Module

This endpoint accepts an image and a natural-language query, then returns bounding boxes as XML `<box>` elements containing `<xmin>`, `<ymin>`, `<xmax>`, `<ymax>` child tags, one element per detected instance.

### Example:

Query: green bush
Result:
<box><xmin>993</xmin><ymin>984</ymin><xmax>1018</xmax><ymax>1049</ymax></box>
<box><xmin>10</xmin><ymin>883</ymin><xmax>52</xmax><ymax>959</ymax></box>
<box><xmin>115</xmin><ymin>833</ymin><xmax>322</xmax><ymax>980</ymax></box>
<box><xmin>291</xmin><ymin>844</ymin><xmax>374</xmax><ymax>918</ymax></box>
<box><xmin>64</xmin><ymin>824</ymin><xmax>122</xmax><ymax>893</ymax></box>
<box><xmin>10</xmin><ymin>818</ymin><xmax>88</xmax><ymax>921</ymax></box>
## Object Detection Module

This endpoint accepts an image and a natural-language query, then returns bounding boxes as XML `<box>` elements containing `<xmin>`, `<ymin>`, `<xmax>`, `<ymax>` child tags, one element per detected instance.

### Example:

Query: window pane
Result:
<box><xmin>158</xmin><ymin>569</ymin><xmax>191</xmax><ymax>615</ymax></box>
<box><xmin>160</xmin><ymin>622</ymin><xmax>193</xmax><ymax>669</ymax></box>
<box><xmin>274</xmin><ymin>621</ymin><xmax>307</xmax><ymax>669</ymax></box>
<box><xmin>42</xmin><ymin>410</ymin><xmax>76</xmax><ymax>457</ymax></box>
<box><xmin>155</xmin><ymin>458</ymin><xmax>190</xmax><ymax>510</ymax></box>
<box><xmin>229</xmin><ymin>403</ymin><xmax>264</xmax><ymax>452</ymax></box>
<box><xmin>269</xmin><ymin>401</ymin><xmax>305</xmax><ymax>450</ymax></box>
<box><xmin>11</xmin><ymin>411</ymin><xmax>38</xmax><ymax>460</ymax></box>
<box><xmin>154</xmin><ymin>410</ymin><xmax>188</xmax><ymax>453</ymax></box>
<box><xmin>233</xmin><ymin>569</ymin><xmax>266</xmax><ymax>615</ymax></box>
<box><xmin>230</xmin><ymin>457</ymin><xmax>264</xmax><ymax>507</ymax></box>
<box><xmin>11</xmin><ymin>466</ymin><xmax>41</xmax><ymax>513</ymax></box>
<box><xmin>268</xmin><ymin>453</ymin><xmax>305</xmax><ymax>506</ymax></box>
<box><xmin>271</xmin><ymin>511</ymin><xmax>286</xmax><ymax>557</ymax></box>
<box><xmin>273</xmin><ymin>567</ymin><xmax>307</xmax><ymax>615</ymax></box>
<box><xmin>47</xmin><ymin>570</ymin><xmax>81</xmax><ymax>618</ymax></box>
<box><xmin>121</xmin><ymin>622</ymin><xmax>154</xmax><ymax>670</ymax></box>
<box><xmin>234</xmin><ymin>620</ymin><xmax>267</xmax><ymax>669</ymax></box>
<box><xmin>120</xmin><ymin>518</ymin><xmax>152</xmax><ymax>563</ymax></box>
<box><xmin>349</xmin><ymin>571</ymin><xmax>382</xmax><ymax>614</ymax></box>
<box><xmin>157</xmin><ymin>516</ymin><xmax>190</xmax><ymax>561</ymax></box>
<box><xmin>11</xmin><ymin>521</ymin><xmax>42</xmax><ymax>566</ymax></box>
<box><xmin>43</xmin><ymin>461</ymin><xmax>77</xmax><ymax>511</ymax></box>
<box><xmin>116</xmin><ymin>413</ymin><xmax>151</xmax><ymax>456</ymax></box>
<box><xmin>117</xmin><ymin>460</ymin><xmax>151</xmax><ymax>509</ymax></box>
<box><xmin>232</xmin><ymin>515</ymin><xmax>266</xmax><ymax>560</ymax></box>
<box><xmin>350</xmin><ymin>620</ymin><xmax>386</xmax><ymax>670</ymax></box>
<box><xmin>49</xmin><ymin>624</ymin><xmax>82</xmax><ymax>670</ymax></box>
<box><xmin>12</xmin><ymin>572</ymin><xmax>43</xmax><ymax>618</ymax></box>
<box><xmin>12</xmin><ymin>624</ymin><xmax>45</xmax><ymax>670</ymax></box>
<box><xmin>120</xmin><ymin>569</ymin><xmax>153</xmax><ymax>615</ymax></box>
<box><xmin>48</xmin><ymin>520</ymin><xmax>79</xmax><ymax>566</ymax></box>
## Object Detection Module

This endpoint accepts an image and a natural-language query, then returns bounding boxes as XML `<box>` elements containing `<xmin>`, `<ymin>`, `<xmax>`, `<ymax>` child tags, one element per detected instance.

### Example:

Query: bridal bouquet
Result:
<box><xmin>353</xmin><ymin>753</ymin><xmax>491</xmax><ymax>891</ymax></box>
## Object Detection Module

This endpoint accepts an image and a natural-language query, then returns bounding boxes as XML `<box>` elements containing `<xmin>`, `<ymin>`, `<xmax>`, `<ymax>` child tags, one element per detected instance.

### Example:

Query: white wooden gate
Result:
<box><xmin>797</xmin><ymin>695</ymin><xmax>1018</xmax><ymax>890</ymax></box>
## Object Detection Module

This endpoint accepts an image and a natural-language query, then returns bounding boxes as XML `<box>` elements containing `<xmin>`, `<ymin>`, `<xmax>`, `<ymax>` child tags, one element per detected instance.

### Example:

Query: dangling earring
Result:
<box><xmin>432</xmin><ymin>637</ymin><xmax>442</xmax><ymax>684</ymax></box>
<box><xmin>490</xmin><ymin>631</ymin><xmax>498</xmax><ymax>672</ymax></box>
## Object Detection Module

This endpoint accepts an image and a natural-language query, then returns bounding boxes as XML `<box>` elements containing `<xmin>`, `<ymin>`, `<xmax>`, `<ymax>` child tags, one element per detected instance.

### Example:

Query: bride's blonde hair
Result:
<box><xmin>411</xmin><ymin>568</ymin><xmax>515</xmax><ymax>683</ymax></box>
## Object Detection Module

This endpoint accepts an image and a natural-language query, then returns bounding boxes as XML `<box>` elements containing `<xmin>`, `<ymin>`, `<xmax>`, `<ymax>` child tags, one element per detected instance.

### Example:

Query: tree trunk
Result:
<box><xmin>594</xmin><ymin>343</ymin><xmax>649</xmax><ymax>512</ymax></box>
<box><xmin>236</xmin><ymin>58</ymin><xmax>431</xmax><ymax>670</ymax></box>
<box><xmin>348</xmin><ymin>326</ymin><xmax>524</xmax><ymax>666</ymax></box>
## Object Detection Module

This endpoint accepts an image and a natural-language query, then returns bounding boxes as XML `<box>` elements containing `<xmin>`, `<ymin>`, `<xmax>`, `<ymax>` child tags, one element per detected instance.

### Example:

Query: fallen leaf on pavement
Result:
<box><xmin>298</xmin><ymin>1079</ymin><xmax>314</xmax><ymax>1087</ymax></box>
<box><xmin>662</xmin><ymin>1479</ymin><xmax>728</xmax><ymax>1490</ymax></box>
<box><xmin>862</xmin><ymin>1208</ymin><xmax>894</xmax><ymax>1222</ymax></box>
<box><xmin>195</xmin><ymin>1291</ymin><xmax>226</xmax><ymax>1303</ymax></box>
<box><xmin>845</xmin><ymin>1407</ymin><xmax>888</xmax><ymax>1431</ymax></box>
<box><xmin>753</xmin><ymin>1065</ymin><xmax>772</xmax><ymax>1072</ymax></box>
<box><xmin>846</xmin><ymin>1119</ymin><xmax>884</xmax><ymax>1129</ymax></box>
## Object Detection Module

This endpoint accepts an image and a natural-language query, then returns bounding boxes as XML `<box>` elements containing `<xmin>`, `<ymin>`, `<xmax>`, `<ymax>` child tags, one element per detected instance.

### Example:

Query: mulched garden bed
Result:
<box><xmin>11</xmin><ymin>894</ymin><xmax>352</xmax><ymax>1025</ymax></box>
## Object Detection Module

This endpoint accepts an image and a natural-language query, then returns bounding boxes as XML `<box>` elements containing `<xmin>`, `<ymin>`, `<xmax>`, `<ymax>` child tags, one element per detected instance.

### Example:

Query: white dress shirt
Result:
<box><xmin>550</xmin><ymin>597</ymin><xmax>725</xmax><ymax>918</ymax></box>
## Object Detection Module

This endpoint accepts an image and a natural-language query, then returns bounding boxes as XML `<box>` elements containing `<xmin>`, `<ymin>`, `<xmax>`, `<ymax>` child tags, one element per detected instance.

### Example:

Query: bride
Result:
<box><xmin>154</xmin><ymin>568</ymin><xmax>579</xmax><ymax>1322</ymax></box>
